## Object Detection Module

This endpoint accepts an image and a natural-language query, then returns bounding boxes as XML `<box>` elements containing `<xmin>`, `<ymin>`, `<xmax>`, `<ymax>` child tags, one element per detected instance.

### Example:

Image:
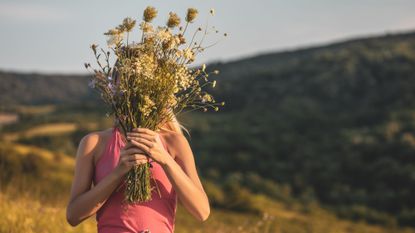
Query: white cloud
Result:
<box><xmin>0</xmin><ymin>2</ymin><xmax>70</xmax><ymax>23</ymax></box>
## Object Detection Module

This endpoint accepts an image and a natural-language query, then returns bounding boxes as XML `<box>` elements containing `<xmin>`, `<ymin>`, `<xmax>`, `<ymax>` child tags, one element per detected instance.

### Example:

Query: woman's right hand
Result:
<box><xmin>114</xmin><ymin>141</ymin><xmax>149</xmax><ymax>177</ymax></box>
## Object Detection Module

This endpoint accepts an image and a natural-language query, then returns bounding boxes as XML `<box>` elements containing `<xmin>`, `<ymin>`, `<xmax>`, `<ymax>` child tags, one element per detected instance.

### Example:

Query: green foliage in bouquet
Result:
<box><xmin>84</xmin><ymin>6</ymin><xmax>227</xmax><ymax>203</ymax></box>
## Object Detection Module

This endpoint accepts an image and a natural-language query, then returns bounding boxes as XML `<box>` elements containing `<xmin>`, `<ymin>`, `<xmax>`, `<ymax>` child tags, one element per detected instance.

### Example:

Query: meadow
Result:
<box><xmin>0</xmin><ymin>104</ymin><xmax>413</xmax><ymax>233</ymax></box>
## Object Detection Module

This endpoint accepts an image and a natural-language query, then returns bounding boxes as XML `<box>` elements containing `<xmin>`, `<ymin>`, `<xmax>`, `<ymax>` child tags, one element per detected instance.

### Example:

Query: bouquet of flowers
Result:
<box><xmin>84</xmin><ymin>6</ymin><xmax>227</xmax><ymax>203</ymax></box>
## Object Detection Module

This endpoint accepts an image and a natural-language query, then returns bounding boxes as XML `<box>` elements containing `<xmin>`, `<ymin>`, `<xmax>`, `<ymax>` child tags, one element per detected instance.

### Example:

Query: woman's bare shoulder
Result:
<box><xmin>160</xmin><ymin>130</ymin><xmax>187</xmax><ymax>143</ymax></box>
<box><xmin>160</xmin><ymin>131</ymin><xmax>191</xmax><ymax>159</ymax></box>
<box><xmin>77</xmin><ymin>128</ymin><xmax>113</xmax><ymax>158</ymax></box>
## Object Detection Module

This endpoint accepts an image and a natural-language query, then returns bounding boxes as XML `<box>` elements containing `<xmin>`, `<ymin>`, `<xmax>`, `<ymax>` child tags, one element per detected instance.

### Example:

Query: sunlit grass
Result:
<box><xmin>1</xmin><ymin>141</ymin><xmax>414</xmax><ymax>233</ymax></box>
<box><xmin>0</xmin><ymin>192</ymin><xmax>96</xmax><ymax>233</ymax></box>
<box><xmin>15</xmin><ymin>105</ymin><xmax>57</xmax><ymax>115</ymax></box>
<box><xmin>2</xmin><ymin>122</ymin><xmax>77</xmax><ymax>141</ymax></box>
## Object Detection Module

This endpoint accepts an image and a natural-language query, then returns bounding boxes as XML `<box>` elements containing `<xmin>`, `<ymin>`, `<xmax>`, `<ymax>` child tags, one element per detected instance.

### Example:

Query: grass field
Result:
<box><xmin>2</xmin><ymin>123</ymin><xmax>78</xmax><ymax>142</ymax></box>
<box><xmin>1</xmin><ymin>141</ymin><xmax>414</xmax><ymax>233</ymax></box>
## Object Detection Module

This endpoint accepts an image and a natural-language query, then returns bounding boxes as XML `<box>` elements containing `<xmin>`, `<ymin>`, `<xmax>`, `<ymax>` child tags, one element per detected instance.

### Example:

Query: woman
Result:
<box><xmin>65</xmin><ymin>114</ymin><xmax>210</xmax><ymax>233</ymax></box>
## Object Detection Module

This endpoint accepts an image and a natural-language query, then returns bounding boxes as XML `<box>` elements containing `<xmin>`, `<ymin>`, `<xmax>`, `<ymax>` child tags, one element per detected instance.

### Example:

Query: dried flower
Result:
<box><xmin>119</xmin><ymin>17</ymin><xmax>136</xmax><ymax>32</ymax></box>
<box><xmin>183</xmin><ymin>48</ymin><xmax>194</xmax><ymax>61</ymax></box>
<box><xmin>104</xmin><ymin>28</ymin><xmax>124</xmax><ymax>46</ymax></box>
<box><xmin>104</xmin><ymin>28</ymin><xmax>122</xmax><ymax>36</ymax></box>
<box><xmin>167</xmin><ymin>12</ymin><xmax>181</xmax><ymax>28</ymax></box>
<box><xmin>201</xmin><ymin>93</ymin><xmax>213</xmax><ymax>103</ymax></box>
<box><xmin>156</xmin><ymin>27</ymin><xmax>172</xmax><ymax>41</ymax></box>
<box><xmin>178</xmin><ymin>34</ymin><xmax>186</xmax><ymax>44</ymax></box>
<box><xmin>139</xmin><ymin>22</ymin><xmax>153</xmax><ymax>33</ymax></box>
<box><xmin>85</xmin><ymin>4</ymin><xmax>226</xmax><ymax>204</ymax></box>
<box><xmin>143</xmin><ymin>6</ymin><xmax>157</xmax><ymax>22</ymax></box>
<box><xmin>162</xmin><ymin>37</ymin><xmax>176</xmax><ymax>50</ymax></box>
<box><xmin>210</xmin><ymin>8</ymin><xmax>215</xmax><ymax>16</ymax></box>
<box><xmin>186</xmin><ymin>8</ymin><xmax>198</xmax><ymax>23</ymax></box>
<box><xmin>107</xmin><ymin>35</ymin><xmax>123</xmax><ymax>46</ymax></box>
<box><xmin>140</xmin><ymin>95</ymin><xmax>156</xmax><ymax>117</ymax></box>
<box><xmin>90</xmin><ymin>44</ymin><xmax>98</xmax><ymax>53</ymax></box>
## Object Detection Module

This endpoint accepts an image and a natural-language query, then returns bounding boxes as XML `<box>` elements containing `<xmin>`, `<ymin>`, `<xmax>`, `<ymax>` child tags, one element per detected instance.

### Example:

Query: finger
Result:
<box><xmin>119</xmin><ymin>156</ymin><xmax>128</xmax><ymax>163</ymax></box>
<box><xmin>128</xmin><ymin>153</ymin><xmax>148</xmax><ymax>162</ymax></box>
<box><xmin>128</xmin><ymin>147</ymin><xmax>146</xmax><ymax>153</ymax></box>
<box><xmin>121</xmin><ymin>147</ymin><xmax>143</xmax><ymax>156</ymax></box>
<box><xmin>126</xmin><ymin>132</ymin><xmax>157</xmax><ymax>142</ymax></box>
<box><xmin>133</xmin><ymin>159</ymin><xmax>149</xmax><ymax>165</ymax></box>
<box><xmin>131</xmin><ymin>159</ymin><xmax>148</xmax><ymax>165</ymax></box>
<box><xmin>132</xmin><ymin>128</ymin><xmax>157</xmax><ymax>136</ymax></box>
<box><xmin>127</xmin><ymin>137</ymin><xmax>155</xmax><ymax>149</ymax></box>
<box><xmin>122</xmin><ymin>141</ymin><xmax>135</xmax><ymax>150</ymax></box>
<box><xmin>130</xmin><ymin>140</ymin><xmax>151</xmax><ymax>155</ymax></box>
<box><xmin>126</xmin><ymin>159</ymin><xmax>147</xmax><ymax>166</ymax></box>
<box><xmin>126</xmin><ymin>134</ymin><xmax>156</xmax><ymax>143</ymax></box>
<box><xmin>124</xmin><ymin>147</ymin><xmax>145</xmax><ymax>155</ymax></box>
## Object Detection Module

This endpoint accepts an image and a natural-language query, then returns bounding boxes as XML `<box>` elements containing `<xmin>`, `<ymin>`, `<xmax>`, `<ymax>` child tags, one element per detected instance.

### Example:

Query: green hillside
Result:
<box><xmin>198</xmin><ymin>30</ymin><xmax>415</xmax><ymax>226</ymax></box>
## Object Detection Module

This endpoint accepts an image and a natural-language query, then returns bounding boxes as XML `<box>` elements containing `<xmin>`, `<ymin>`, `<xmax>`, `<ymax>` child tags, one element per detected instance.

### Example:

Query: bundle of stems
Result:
<box><xmin>84</xmin><ymin>6</ymin><xmax>227</xmax><ymax>203</ymax></box>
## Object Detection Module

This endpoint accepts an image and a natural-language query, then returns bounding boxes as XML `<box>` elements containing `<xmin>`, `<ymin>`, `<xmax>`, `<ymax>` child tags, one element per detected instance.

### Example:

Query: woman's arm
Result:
<box><xmin>161</xmin><ymin>134</ymin><xmax>210</xmax><ymax>222</ymax></box>
<box><xmin>65</xmin><ymin>133</ymin><xmax>125</xmax><ymax>226</ymax></box>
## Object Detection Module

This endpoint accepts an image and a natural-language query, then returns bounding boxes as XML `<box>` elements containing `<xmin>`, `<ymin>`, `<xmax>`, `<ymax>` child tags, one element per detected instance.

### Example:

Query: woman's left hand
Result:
<box><xmin>126</xmin><ymin>127</ymin><xmax>171</xmax><ymax>166</ymax></box>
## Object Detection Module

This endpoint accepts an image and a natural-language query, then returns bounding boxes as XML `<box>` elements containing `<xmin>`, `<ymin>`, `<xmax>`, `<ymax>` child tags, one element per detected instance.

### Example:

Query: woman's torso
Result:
<box><xmin>93</xmin><ymin>126</ymin><xmax>177</xmax><ymax>233</ymax></box>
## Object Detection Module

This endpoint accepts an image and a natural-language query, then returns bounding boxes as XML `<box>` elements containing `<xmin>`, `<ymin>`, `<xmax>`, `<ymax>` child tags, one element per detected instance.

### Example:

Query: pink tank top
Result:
<box><xmin>93</xmin><ymin>126</ymin><xmax>177</xmax><ymax>233</ymax></box>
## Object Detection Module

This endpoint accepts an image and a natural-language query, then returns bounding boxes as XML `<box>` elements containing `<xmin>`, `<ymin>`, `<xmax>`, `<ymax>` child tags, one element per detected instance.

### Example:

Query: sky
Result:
<box><xmin>0</xmin><ymin>0</ymin><xmax>414</xmax><ymax>74</ymax></box>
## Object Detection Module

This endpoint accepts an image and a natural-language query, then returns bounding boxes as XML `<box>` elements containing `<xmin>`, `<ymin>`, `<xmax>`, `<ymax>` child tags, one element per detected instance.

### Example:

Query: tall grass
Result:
<box><xmin>1</xmin><ymin>141</ymin><xmax>414</xmax><ymax>233</ymax></box>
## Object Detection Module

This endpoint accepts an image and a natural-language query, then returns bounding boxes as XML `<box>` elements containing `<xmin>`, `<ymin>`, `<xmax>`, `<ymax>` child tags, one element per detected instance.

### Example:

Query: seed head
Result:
<box><xmin>119</xmin><ymin>17</ymin><xmax>136</xmax><ymax>32</ymax></box>
<box><xmin>167</xmin><ymin>12</ymin><xmax>181</xmax><ymax>28</ymax></box>
<box><xmin>143</xmin><ymin>6</ymin><xmax>158</xmax><ymax>22</ymax></box>
<box><xmin>186</xmin><ymin>8</ymin><xmax>198</xmax><ymax>23</ymax></box>
<box><xmin>103</xmin><ymin>28</ymin><xmax>122</xmax><ymax>36</ymax></box>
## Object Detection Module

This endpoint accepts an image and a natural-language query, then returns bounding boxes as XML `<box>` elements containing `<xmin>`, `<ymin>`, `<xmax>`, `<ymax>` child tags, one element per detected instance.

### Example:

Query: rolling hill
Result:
<box><xmin>2</xmin><ymin>30</ymin><xmax>415</xmax><ymax>228</ymax></box>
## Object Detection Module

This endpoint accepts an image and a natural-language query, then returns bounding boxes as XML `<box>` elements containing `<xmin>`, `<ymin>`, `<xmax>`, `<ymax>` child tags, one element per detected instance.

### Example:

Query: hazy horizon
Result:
<box><xmin>1</xmin><ymin>0</ymin><xmax>414</xmax><ymax>74</ymax></box>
